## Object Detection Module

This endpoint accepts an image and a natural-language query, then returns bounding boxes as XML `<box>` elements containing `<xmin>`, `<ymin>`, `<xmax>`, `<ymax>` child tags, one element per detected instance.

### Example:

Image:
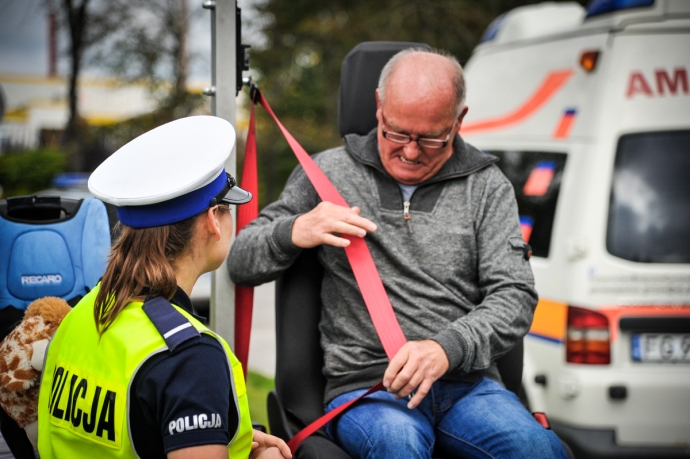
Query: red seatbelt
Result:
<box><xmin>234</xmin><ymin>89</ymin><xmax>407</xmax><ymax>453</ymax></box>
<box><xmin>234</xmin><ymin>101</ymin><xmax>259</xmax><ymax>379</ymax></box>
<box><xmin>286</xmin><ymin>382</ymin><xmax>384</xmax><ymax>451</ymax></box>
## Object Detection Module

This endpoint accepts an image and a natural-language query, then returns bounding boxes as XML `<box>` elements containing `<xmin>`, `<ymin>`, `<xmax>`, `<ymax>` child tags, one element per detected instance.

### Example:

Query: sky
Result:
<box><xmin>0</xmin><ymin>0</ymin><xmax>262</xmax><ymax>84</ymax></box>
<box><xmin>0</xmin><ymin>0</ymin><xmax>49</xmax><ymax>75</ymax></box>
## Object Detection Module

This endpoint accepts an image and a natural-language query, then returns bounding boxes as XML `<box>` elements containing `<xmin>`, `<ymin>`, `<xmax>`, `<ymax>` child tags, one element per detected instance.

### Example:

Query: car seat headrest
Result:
<box><xmin>337</xmin><ymin>41</ymin><xmax>432</xmax><ymax>138</ymax></box>
<box><xmin>2</xmin><ymin>195</ymin><xmax>87</xmax><ymax>224</ymax></box>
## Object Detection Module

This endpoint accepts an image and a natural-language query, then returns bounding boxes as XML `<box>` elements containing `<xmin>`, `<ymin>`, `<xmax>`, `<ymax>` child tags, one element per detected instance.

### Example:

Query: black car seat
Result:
<box><xmin>265</xmin><ymin>41</ymin><xmax>533</xmax><ymax>459</ymax></box>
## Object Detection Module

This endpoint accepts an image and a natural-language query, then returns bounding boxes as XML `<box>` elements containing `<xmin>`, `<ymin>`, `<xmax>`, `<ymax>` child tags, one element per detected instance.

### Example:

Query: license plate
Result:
<box><xmin>631</xmin><ymin>333</ymin><xmax>690</xmax><ymax>363</ymax></box>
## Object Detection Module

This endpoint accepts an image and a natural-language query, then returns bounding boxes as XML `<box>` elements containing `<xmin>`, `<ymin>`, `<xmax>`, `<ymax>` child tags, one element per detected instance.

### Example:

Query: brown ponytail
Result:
<box><xmin>93</xmin><ymin>214</ymin><xmax>200</xmax><ymax>335</ymax></box>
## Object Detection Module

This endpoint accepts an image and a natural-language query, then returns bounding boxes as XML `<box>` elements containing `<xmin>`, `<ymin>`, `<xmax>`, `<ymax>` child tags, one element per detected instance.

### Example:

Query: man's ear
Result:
<box><xmin>375</xmin><ymin>89</ymin><xmax>382</xmax><ymax>122</ymax></box>
<box><xmin>456</xmin><ymin>106</ymin><xmax>469</xmax><ymax>132</ymax></box>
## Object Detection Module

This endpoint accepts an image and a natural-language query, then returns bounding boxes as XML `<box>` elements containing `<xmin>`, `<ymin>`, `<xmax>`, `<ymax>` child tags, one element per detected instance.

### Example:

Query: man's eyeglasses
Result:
<box><xmin>381</xmin><ymin>113</ymin><xmax>457</xmax><ymax>149</ymax></box>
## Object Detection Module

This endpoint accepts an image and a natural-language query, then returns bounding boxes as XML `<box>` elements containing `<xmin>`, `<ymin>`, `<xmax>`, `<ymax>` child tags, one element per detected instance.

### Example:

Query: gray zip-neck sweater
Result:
<box><xmin>228</xmin><ymin>130</ymin><xmax>537</xmax><ymax>403</ymax></box>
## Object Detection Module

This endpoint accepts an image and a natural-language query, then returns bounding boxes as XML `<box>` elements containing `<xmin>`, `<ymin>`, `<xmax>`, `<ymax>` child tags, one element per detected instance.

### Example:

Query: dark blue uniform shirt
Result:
<box><xmin>129</xmin><ymin>288</ymin><xmax>240</xmax><ymax>457</ymax></box>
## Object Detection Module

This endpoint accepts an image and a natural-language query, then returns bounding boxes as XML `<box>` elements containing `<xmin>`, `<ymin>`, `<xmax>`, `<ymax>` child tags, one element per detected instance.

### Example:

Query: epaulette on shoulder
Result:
<box><xmin>143</xmin><ymin>297</ymin><xmax>200</xmax><ymax>351</ymax></box>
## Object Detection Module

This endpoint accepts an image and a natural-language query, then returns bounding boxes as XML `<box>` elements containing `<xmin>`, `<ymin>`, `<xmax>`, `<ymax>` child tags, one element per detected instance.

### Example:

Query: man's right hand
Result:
<box><xmin>291</xmin><ymin>202</ymin><xmax>377</xmax><ymax>248</ymax></box>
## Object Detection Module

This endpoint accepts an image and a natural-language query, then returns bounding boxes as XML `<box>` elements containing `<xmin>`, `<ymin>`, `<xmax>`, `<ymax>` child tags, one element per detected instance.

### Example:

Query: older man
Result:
<box><xmin>229</xmin><ymin>49</ymin><xmax>566</xmax><ymax>458</ymax></box>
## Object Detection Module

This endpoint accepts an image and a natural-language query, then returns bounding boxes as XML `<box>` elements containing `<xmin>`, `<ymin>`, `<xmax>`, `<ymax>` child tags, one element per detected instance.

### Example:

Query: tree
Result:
<box><xmin>89</xmin><ymin>0</ymin><xmax>207</xmax><ymax>144</ymax></box>
<box><xmin>50</xmin><ymin>0</ymin><xmax>205</xmax><ymax>171</ymax></box>
<box><xmin>94</xmin><ymin>0</ymin><xmax>202</xmax><ymax>109</ymax></box>
<box><xmin>51</xmin><ymin>0</ymin><xmax>129</xmax><ymax>169</ymax></box>
<box><xmin>244</xmin><ymin>0</ymin><xmax>586</xmax><ymax>205</ymax></box>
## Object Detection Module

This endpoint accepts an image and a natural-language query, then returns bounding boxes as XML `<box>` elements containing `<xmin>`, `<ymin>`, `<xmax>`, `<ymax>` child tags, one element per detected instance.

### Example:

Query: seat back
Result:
<box><xmin>0</xmin><ymin>195</ymin><xmax>111</xmax><ymax>457</ymax></box>
<box><xmin>274</xmin><ymin>248</ymin><xmax>324</xmax><ymax>433</ymax></box>
<box><xmin>338</xmin><ymin>41</ymin><xmax>431</xmax><ymax>137</ymax></box>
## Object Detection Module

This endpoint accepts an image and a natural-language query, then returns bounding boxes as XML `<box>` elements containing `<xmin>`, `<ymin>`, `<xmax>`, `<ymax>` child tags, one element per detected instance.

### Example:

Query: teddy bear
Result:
<box><xmin>0</xmin><ymin>296</ymin><xmax>72</xmax><ymax>447</ymax></box>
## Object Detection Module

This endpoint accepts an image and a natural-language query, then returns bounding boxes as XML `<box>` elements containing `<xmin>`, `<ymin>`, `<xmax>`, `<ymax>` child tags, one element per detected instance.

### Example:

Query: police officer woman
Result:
<box><xmin>37</xmin><ymin>116</ymin><xmax>291</xmax><ymax>459</ymax></box>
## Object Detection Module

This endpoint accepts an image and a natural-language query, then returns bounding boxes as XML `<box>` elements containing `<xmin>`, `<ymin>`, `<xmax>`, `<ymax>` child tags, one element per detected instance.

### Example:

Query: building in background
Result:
<box><xmin>0</xmin><ymin>73</ymin><xmax>161</xmax><ymax>152</ymax></box>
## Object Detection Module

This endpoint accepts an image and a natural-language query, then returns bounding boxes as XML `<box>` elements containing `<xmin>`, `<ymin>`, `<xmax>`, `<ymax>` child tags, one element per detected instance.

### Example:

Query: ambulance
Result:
<box><xmin>460</xmin><ymin>1</ymin><xmax>690</xmax><ymax>457</ymax></box>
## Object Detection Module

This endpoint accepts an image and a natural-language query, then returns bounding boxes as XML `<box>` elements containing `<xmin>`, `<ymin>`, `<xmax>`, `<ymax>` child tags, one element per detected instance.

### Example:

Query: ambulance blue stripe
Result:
<box><xmin>527</xmin><ymin>332</ymin><xmax>562</xmax><ymax>344</ymax></box>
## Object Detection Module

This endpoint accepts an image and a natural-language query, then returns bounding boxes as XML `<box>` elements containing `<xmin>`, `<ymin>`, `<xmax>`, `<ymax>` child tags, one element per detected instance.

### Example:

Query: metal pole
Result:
<box><xmin>204</xmin><ymin>0</ymin><xmax>237</xmax><ymax>346</ymax></box>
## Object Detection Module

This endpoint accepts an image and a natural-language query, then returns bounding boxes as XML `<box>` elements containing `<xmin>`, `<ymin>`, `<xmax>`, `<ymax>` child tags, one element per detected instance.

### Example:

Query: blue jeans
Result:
<box><xmin>326</xmin><ymin>378</ymin><xmax>567</xmax><ymax>459</ymax></box>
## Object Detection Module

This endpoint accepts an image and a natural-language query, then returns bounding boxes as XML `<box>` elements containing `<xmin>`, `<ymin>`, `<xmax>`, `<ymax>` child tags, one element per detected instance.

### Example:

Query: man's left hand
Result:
<box><xmin>383</xmin><ymin>340</ymin><xmax>450</xmax><ymax>409</ymax></box>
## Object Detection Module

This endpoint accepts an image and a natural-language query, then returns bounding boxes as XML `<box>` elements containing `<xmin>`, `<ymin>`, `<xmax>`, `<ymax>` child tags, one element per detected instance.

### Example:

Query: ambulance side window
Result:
<box><xmin>489</xmin><ymin>151</ymin><xmax>567</xmax><ymax>258</ymax></box>
<box><xmin>607</xmin><ymin>130</ymin><xmax>690</xmax><ymax>263</ymax></box>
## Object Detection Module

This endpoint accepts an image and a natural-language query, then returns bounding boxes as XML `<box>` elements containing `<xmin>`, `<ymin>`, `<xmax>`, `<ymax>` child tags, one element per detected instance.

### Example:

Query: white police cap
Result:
<box><xmin>88</xmin><ymin>115</ymin><xmax>252</xmax><ymax>229</ymax></box>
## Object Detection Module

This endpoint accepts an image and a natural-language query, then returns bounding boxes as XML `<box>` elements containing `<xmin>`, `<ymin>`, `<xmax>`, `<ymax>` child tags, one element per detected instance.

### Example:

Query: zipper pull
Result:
<box><xmin>403</xmin><ymin>201</ymin><xmax>413</xmax><ymax>233</ymax></box>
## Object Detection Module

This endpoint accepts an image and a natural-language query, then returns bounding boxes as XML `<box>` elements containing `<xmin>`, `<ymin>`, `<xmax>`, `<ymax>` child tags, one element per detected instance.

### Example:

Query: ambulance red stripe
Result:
<box><xmin>461</xmin><ymin>70</ymin><xmax>574</xmax><ymax>134</ymax></box>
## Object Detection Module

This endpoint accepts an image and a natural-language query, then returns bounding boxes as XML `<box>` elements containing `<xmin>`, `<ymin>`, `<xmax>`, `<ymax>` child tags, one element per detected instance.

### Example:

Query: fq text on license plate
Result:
<box><xmin>631</xmin><ymin>333</ymin><xmax>690</xmax><ymax>363</ymax></box>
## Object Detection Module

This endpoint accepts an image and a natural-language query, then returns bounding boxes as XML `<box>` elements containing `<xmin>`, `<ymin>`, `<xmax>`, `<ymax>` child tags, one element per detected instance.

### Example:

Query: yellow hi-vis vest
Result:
<box><xmin>37</xmin><ymin>286</ymin><xmax>253</xmax><ymax>458</ymax></box>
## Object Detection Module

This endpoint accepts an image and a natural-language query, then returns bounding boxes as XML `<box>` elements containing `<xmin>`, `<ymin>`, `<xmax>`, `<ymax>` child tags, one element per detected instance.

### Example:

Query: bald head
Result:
<box><xmin>378</xmin><ymin>49</ymin><xmax>466</xmax><ymax>118</ymax></box>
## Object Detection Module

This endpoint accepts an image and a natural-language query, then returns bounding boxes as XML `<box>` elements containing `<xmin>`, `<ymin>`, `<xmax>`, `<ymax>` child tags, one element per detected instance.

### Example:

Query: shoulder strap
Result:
<box><xmin>143</xmin><ymin>297</ymin><xmax>200</xmax><ymax>351</ymax></box>
<box><xmin>241</xmin><ymin>91</ymin><xmax>407</xmax><ymax>361</ymax></box>
<box><xmin>240</xmin><ymin>91</ymin><xmax>407</xmax><ymax>454</ymax></box>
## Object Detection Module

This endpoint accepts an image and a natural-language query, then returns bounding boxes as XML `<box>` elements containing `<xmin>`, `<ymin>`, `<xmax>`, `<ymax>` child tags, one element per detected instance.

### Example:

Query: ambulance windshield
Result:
<box><xmin>607</xmin><ymin>130</ymin><xmax>690</xmax><ymax>263</ymax></box>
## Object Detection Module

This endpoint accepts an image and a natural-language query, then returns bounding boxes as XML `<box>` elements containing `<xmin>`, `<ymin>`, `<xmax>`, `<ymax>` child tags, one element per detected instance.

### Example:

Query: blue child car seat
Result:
<box><xmin>0</xmin><ymin>195</ymin><xmax>110</xmax><ymax>310</ymax></box>
<box><xmin>0</xmin><ymin>194</ymin><xmax>111</xmax><ymax>459</ymax></box>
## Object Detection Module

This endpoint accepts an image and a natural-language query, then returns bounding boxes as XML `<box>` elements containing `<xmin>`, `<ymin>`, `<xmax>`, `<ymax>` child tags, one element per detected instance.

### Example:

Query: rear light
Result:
<box><xmin>566</xmin><ymin>306</ymin><xmax>611</xmax><ymax>364</ymax></box>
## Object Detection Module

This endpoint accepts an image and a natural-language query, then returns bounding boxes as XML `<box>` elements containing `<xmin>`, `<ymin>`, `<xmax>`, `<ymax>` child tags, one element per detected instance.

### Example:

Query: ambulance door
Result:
<box><xmin>575</xmin><ymin>22</ymin><xmax>690</xmax><ymax>448</ymax></box>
